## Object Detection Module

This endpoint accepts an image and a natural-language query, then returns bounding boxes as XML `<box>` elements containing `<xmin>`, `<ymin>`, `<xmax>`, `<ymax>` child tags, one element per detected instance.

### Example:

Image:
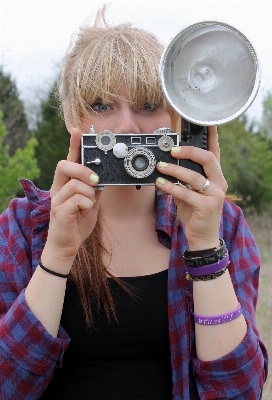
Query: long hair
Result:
<box><xmin>57</xmin><ymin>5</ymin><xmax>177</xmax><ymax>326</ymax></box>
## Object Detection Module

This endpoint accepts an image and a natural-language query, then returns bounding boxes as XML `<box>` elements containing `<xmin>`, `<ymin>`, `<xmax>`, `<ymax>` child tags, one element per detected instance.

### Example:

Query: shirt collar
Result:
<box><xmin>19</xmin><ymin>179</ymin><xmax>51</xmax><ymax>228</ymax></box>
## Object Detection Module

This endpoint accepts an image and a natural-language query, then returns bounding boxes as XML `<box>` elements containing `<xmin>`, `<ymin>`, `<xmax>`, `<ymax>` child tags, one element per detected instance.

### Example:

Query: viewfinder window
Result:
<box><xmin>146</xmin><ymin>137</ymin><xmax>156</xmax><ymax>144</ymax></box>
<box><xmin>131</xmin><ymin>137</ymin><xmax>141</xmax><ymax>144</ymax></box>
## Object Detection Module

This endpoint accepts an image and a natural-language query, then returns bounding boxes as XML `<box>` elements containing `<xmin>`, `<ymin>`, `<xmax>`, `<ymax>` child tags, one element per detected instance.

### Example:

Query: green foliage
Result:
<box><xmin>219</xmin><ymin>116</ymin><xmax>272</xmax><ymax>212</ymax></box>
<box><xmin>0</xmin><ymin>67</ymin><xmax>30</xmax><ymax>156</ymax></box>
<box><xmin>34</xmin><ymin>81</ymin><xmax>70</xmax><ymax>190</ymax></box>
<box><xmin>259</xmin><ymin>90</ymin><xmax>272</xmax><ymax>141</ymax></box>
<box><xmin>0</xmin><ymin>111</ymin><xmax>40</xmax><ymax>213</ymax></box>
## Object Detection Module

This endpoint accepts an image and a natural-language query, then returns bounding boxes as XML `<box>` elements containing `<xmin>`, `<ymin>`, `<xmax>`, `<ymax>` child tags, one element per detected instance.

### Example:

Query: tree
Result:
<box><xmin>0</xmin><ymin>110</ymin><xmax>40</xmax><ymax>213</ymax></box>
<box><xmin>34</xmin><ymin>80</ymin><xmax>70</xmax><ymax>190</ymax></box>
<box><xmin>0</xmin><ymin>67</ymin><xmax>30</xmax><ymax>156</ymax></box>
<box><xmin>259</xmin><ymin>90</ymin><xmax>272</xmax><ymax>141</ymax></box>
<box><xmin>219</xmin><ymin>116</ymin><xmax>272</xmax><ymax>212</ymax></box>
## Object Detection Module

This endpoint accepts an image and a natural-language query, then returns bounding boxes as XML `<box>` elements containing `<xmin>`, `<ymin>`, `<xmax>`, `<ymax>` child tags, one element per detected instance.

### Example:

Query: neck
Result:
<box><xmin>99</xmin><ymin>185</ymin><xmax>157</xmax><ymax>221</ymax></box>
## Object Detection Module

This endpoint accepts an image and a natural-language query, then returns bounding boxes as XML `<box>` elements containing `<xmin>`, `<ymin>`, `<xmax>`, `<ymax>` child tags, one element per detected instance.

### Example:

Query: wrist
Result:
<box><xmin>41</xmin><ymin>245</ymin><xmax>75</xmax><ymax>275</ymax></box>
<box><xmin>187</xmin><ymin>239</ymin><xmax>221</xmax><ymax>252</ymax></box>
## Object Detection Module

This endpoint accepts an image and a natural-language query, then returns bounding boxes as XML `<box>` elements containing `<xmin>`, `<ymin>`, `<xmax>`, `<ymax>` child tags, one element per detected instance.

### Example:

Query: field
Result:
<box><xmin>246</xmin><ymin>210</ymin><xmax>272</xmax><ymax>399</ymax></box>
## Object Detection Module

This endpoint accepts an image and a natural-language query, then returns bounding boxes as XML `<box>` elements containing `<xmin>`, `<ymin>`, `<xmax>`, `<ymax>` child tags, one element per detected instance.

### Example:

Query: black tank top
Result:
<box><xmin>41</xmin><ymin>269</ymin><xmax>172</xmax><ymax>399</ymax></box>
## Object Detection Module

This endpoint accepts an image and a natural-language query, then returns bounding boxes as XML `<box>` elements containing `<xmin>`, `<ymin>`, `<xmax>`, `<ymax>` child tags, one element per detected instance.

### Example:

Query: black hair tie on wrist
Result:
<box><xmin>39</xmin><ymin>260</ymin><xmax>69</xmax><ymax>278</ymax></box>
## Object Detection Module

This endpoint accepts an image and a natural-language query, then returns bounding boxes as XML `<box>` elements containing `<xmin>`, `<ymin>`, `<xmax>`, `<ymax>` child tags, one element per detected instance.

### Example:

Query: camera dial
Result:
<box><xmin>95</xmin><ymin>130</ymin><xmax>116</xmax><ymax>153</ymax></box>
<box><xmin>158</xmin><ymin>136</ymin><xmax>175</xmax><ymax>151</ymax></box>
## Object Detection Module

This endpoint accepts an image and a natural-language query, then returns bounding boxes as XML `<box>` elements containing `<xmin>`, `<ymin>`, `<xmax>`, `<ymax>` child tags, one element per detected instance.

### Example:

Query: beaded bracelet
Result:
<box><xmin>183</xmin><ymin>239</ymin><xmax>227</xmax><ymax>267</ymax></box>
<box><xmin>186</xmin><ymin>266</ymin><xmax>228</xmax><ymax>281</ymax></box>
<box><xmin>193</xmin><ymin>303</ymin><xmax>242</xmax><ymax>325</ymax></box>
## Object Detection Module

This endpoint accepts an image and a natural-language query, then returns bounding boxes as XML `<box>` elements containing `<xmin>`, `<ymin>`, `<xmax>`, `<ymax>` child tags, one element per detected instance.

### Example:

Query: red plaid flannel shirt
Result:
<box><xmin>0</xmin><ymin>179</ymin><xmax>268</xmax><ymax>399</ymax></box>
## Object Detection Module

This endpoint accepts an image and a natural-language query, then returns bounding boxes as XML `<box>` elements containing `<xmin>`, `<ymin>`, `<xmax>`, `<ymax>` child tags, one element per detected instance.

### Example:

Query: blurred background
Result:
<box><xmin>1</xmin><ymin>1</ymin><xmax>271</xmax><ymax>397</ymax></box>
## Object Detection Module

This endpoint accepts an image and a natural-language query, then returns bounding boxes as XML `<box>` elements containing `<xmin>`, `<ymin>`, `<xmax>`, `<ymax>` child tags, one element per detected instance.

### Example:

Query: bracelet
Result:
<box><xmin>39</xmin><ymin>260</ymin><xmax>69</xmax><ymax>278</ymax></box>
<box><xmin>186</xmin><ymin>266</ymin><xmax>228</xmax><ymax>281</ymax></box>
<box><xmin>183</xmin><ymin>238</ymin><xmax>224</xmax><ymax>258</ymax></box>
<box><xmin>183</xmin><ymin>239</ymin><xmax>227</xmax><ymax>267</ymax></box>
<box><xmin>186</xmin><ymin>253</ymin><xmax>229</xmax><ymax>277</ymax></box>
<box><xmin>193</xmin><ymin>303</ymin><xmax>242</xmax><ymax>325</ymax></box>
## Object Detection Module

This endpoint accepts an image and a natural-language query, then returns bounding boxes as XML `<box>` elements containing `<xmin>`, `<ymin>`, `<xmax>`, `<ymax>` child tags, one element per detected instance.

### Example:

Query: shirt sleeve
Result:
<box><xmin>0</xmin><ymin>198</ymin><xmax>70</xmax><ymax>399</ymax></box>
<box><xmin>191</xmin><ymin>200</ymin><xmax>268</xmax><ymax>399</ymax></box>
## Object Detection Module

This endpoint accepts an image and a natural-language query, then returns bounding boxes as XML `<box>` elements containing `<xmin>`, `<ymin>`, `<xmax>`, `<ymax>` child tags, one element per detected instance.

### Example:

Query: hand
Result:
<box><xmin>155</xmin><ymin>126</ymin><xmax>227</xmax><ymax>250</ymax></box>
<box><xmin>41</xmin><ymin>128</ymin><xmax>102</xmax><ymax>272</ymax></box>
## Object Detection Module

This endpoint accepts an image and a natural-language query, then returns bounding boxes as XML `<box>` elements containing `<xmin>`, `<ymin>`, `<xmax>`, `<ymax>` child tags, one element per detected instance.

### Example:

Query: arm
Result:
<box><xmin>0</xmin><ymin>128</ymin><xmax>101</xmax><ymax>398</ymax></box>
<box><xmin>156</xmin><ymin>127</ymin><xmax>268</xmax><ymax>397</ymax></box>
<box><xmin>191</xmin><ymin>201</ymin><xmax>268</xmax><ymax>398</ymax></box>
<box><xmin>156</xmin><ymin>126</ymin><xmax>246</xmax><ymax>360</ymax></box>
<box><xmin>0</xmin><ymin>198</ymin><xmax>70</xmax><ymax>399</ymax></box>
<box><xmin>25</xmin><ymin>127</ymin><xmax>101</xmax><ymax>337</ymax></box>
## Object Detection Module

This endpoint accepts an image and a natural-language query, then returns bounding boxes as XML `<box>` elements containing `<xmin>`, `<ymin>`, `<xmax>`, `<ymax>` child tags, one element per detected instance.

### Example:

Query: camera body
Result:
<box><xmin>81</xmin><ymin>127</ymin><xmax>180</xmax><ymax>187</ymax></box>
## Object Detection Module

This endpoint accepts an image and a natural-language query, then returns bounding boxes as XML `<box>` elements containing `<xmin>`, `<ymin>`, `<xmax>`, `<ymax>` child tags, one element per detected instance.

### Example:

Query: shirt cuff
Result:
<box><xmin>191</xmin><ymin>320</ymin><xmax>267</xmax><ymax>398</ymax></box>
<box><xmin>0</xmin><ymin>290</ymin><xmax>71</xmax><ymax>376</ymax></box>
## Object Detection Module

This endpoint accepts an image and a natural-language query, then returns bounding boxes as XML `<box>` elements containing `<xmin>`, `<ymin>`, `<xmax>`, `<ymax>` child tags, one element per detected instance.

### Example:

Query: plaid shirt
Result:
<box><xmin>0</xmin><ymin>179</ymin><xmax>268</xmax><ymax>399</ymax></box>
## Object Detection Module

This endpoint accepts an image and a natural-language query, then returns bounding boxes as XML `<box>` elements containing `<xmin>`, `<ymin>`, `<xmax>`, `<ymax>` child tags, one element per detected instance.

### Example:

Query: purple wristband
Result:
<box><xmin>186</xmin><ymin>253</ymin><xmax>229</xmax><ymax>277</ymax></box>
<box><xmin>193</xmin><ymin>303</ymin><xmax>242</xmax><ymax>325</ymax></box>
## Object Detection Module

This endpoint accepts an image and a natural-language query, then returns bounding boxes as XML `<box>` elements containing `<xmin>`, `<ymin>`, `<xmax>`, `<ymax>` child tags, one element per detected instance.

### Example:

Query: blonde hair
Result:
<box><xmin>58</xmin><ymin>4</ymin><xmax>179</xmax><ymax>133</ymax></box>
<box><xmin>57</xmin><ymin>5</ymin><xmax>179</xmax><ymax>326</ymax></box>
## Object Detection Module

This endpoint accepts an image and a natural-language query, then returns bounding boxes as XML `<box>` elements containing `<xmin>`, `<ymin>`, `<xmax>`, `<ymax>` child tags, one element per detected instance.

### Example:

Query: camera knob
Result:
<box><xmin>113</xmin><ymin>143</ymin><xmax>128</xmax><ymax>158</ymax></box>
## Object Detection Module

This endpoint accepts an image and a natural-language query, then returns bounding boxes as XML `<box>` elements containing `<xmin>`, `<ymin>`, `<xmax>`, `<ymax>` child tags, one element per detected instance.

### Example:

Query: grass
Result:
<box><xmin>246</xmin><ymin>209</ymin><xmax>272</xmax><ymax>399</ymax></box>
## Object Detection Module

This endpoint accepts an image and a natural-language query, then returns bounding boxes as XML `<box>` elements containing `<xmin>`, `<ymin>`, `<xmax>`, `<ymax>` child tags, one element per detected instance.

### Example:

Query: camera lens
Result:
<box><xmin>124</xmin><ymin>147</ymin><xmax>156</xmax><ymax>179</ymax></box>
<box><xmin>132</xmin><ymin>155</ymin><xmax>148</xmax><ymax>171</ymax></box>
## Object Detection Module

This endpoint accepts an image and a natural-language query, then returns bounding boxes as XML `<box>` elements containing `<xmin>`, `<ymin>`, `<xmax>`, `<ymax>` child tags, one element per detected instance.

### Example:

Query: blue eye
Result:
<box><xmin>142</xmin><ymin>103</ymin><xmax>159</xmax><ymax>112</ymax></box>
<box><xmin>90</xmin><ymin>102</ymin><xmax>112</xmax><ymax>112</ymax></box>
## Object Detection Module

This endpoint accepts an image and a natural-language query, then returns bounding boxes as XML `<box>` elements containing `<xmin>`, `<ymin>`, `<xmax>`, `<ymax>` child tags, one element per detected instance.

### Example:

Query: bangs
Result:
<box><xmin>69</xmin><ymin>27</ymin><xmax>166</xmax><ymax>128</ymax></box>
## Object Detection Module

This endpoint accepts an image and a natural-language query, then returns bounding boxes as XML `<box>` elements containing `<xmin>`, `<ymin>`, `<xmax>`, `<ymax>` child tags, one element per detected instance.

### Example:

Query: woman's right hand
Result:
<box><xmin>41</xmin><ymin>128</ymin><xmax>102</xmax><ymax>274</ymax></box>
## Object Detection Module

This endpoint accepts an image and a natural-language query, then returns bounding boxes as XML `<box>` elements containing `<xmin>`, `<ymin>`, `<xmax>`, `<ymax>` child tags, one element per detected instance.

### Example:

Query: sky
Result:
<box><xmin>1</xmin><ymin>0</ymin><xmax>272</xmax><ymax>124</ymax></box>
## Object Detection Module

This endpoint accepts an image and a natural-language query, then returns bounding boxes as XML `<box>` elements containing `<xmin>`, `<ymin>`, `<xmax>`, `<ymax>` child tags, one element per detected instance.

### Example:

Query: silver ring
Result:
<box><xmin>200</xmin><ymin>179</ymin><xmax>210</xmax><ymax>192</ymax></box>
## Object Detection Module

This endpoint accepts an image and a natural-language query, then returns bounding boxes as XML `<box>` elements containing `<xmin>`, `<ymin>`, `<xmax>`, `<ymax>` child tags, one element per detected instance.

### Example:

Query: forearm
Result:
<box><xmin>25</xmin><ymin>265</ymin><xmax>68</xmax><ymax>338</ymax></box>
<box><xmin>193</xmin><ymin>270</ymin><xmax>247</xmax><ymax>361</ymax></box>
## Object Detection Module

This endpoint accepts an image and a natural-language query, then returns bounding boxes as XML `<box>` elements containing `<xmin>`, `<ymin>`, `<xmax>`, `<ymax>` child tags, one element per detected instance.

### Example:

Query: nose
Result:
<box><xmin>112</xmin><ymin>106</ymin><xmax>141</xmax><ymax>134</ymax></box>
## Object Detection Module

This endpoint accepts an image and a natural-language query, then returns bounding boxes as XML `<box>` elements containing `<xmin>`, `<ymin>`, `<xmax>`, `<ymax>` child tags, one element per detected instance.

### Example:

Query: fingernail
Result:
<box><xmin>172</xmin><ymin>146</ymin><xmax>182</xmax><ymax>154</ymax></box>
<box><xmin>157</xmin><ymin>177</ymin><xmax>166</xmax><ymax>185</ymax></box>
<box><xmin>93</xmin><ymin>198</ymin><xmax>96</xmax><ymax>205</ymax></box>
<box><xmin>90</xmin><ymin>174</ymin><xmax>99</xmax><ymax>183</ymax></box>
<box><xmin>158</xmin><ymin>161</ymin><xmax>168</xmax><ymax>168</ymax></box>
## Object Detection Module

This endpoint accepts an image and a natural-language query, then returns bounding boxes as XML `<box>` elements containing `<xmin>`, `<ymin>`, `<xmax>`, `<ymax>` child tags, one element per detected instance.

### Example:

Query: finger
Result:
<box><xmin>67</xmin><ymin>127</ymin><xmax>82</xmax><ymax>163</ymax></box>
<box><xmin>207</xmin><ymin>126</ymin><xmax>220</xmax><ymax>162</ymax></box>
<box><xmin>51</xmin><ymin>179</ymin><xmax>96</xmax><ymax>208</ymax></box>
<box><xmin>53</xmin><ymin>193</ymin><xmax>96</xmax><ymax>219</ymax></box>
<box><xmin>170</xmin><ymin>146</ymin><xmax>225</xmax><ymax>186</ymax></box>
<box><xmin>51</xmin><ymin>160</ymin><xmax>99</xmax><ymax>195</ymax></box>
<box><xmin>155</xmin><ymin>177</ymin><xmax>205</xmax><ymax>208</ymax></box>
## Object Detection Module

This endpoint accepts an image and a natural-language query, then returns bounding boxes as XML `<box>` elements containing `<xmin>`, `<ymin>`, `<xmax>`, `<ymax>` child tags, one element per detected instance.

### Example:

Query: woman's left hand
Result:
<box><xmin>155</xmin><ymin>126</ymin><xmax>228</xmax><ymax>250</ymax></box>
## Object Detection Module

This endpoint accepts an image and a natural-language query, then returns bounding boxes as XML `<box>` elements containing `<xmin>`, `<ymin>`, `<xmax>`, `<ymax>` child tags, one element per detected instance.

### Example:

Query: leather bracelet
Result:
<box><xmin>183</xmin><ymin>238</ymin><xmax>226</xmax><ymax>267</ymax></box>
<box><xmin>193</xmin><ymin>303</ymin><xmax>242</xmax><ymax>325</ymax></box>
<box><xmin>183</xmin><ymin>241</ymin><xmax>227</xmax><ymax>268</ymax></box>
<box><xmin>184</xmin><ymin>238</ymin><xmax>224</xmax><ymax>258</ymax></box>
<box><xmin>39</xmin><ymin>260</ymin><xmax>69</xmax><ymax>278</ymax></box>
<box><xmin>186</xmin><ymin>253</ymin><xmax>229</xmax><ymax>277</ymax></box>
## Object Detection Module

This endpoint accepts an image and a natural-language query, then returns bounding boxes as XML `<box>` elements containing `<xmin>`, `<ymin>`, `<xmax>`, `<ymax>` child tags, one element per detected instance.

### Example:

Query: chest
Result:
<box><xmin>41</xmin><ymin>271</ymin><xmax>173</xmax><ymax>399</ymax></box>
<box><xmin>102</xmin><ymin>221</ymin><xmax>171</xmax><ymax>277</ymax></box>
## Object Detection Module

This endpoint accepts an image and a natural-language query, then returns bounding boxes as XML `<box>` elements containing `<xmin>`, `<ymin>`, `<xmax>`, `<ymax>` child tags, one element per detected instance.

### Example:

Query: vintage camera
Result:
<box><xmin>81</xmin><ymin>127</ymin><xmax>180</xmax><ymax>188</ymax></box>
